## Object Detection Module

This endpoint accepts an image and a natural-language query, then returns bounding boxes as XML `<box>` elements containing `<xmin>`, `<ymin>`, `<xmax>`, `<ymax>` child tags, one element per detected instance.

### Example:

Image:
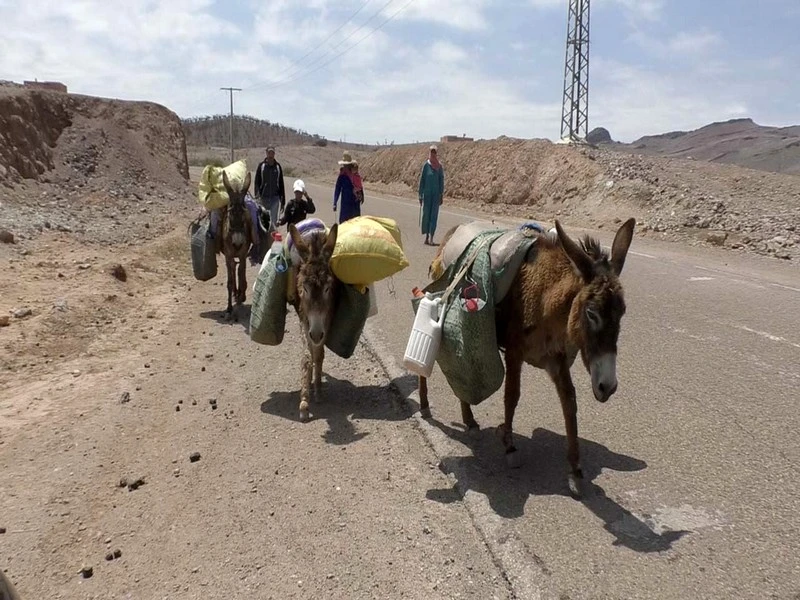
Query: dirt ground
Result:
<box><xmin>2</xmin><ymin>83</ymin><xmax>799</xmax><ymax>597</ymax></box>
<box><xmin>1</xmin><ymin>224</ymin><xmax>517</xmax><ymax>599</ymax></box>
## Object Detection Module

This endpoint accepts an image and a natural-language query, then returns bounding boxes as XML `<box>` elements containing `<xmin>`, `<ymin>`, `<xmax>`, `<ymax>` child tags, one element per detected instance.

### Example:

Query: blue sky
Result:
<box><xmin>1</xmin><ymin>0</ymin><xmax>798</xmax><ymax>144</ymax></box>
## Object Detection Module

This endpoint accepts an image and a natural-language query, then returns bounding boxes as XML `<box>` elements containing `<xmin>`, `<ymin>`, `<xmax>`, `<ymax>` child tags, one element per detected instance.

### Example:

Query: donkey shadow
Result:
<box><xmin>199</xmin><ymin>304</ymin><xmax>252</xmax><ymax>331</ymax></box>
<box><xmin>426</xmin><ymin>421</ymin><xmax>688</xmax><ymax>553</ymax></box>
<box><xmin>260</xmin><ymin>373</ymin><xmax>416</xmax><ymax>446</ymax></box>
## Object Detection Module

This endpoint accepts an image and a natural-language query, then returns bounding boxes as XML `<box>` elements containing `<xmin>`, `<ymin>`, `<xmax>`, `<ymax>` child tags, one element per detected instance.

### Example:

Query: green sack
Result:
<box><xmin>189</xmin><ymin>217</ymin><xmax>217</xmax><ymax>282</ymax></box>
<box><xmin>326</xmin><ymin>283</ymin><xmax>371</xmax><ymax>359</ymax></box>
<box><xmin>250</xmin><ymin>248</ymin><xmax>289</xmax><ymax>345</ymax></box>
<box><xmin>411</xmin><ymin>231</ymin><xmax>505</xmax><ymax>406</ymax></box>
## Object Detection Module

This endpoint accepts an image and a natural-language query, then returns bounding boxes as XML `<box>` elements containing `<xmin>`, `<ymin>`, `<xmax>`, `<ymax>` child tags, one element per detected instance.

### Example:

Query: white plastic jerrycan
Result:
<box><xmin>403</xmin><ymin>294</ymin><xmax>444</xmax><ymax>378</ymax></box>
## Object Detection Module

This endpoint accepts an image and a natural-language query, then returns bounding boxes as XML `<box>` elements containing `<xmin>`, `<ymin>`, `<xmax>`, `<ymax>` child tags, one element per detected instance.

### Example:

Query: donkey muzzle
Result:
<box><xmin>307</xmin><ymin>312</ymin><xmax>327</xmax><ymax>347</ymax></box>
<box><xmin>590</xmin><ymin>353</ymin><xmax>618</xmax><ymax>403</ymax></box>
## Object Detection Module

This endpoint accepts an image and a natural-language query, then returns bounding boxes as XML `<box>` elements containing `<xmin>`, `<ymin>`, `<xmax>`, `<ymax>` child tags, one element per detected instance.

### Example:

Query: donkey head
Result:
<box><xmin>288</xmin><ymin>223</ymin><xmax>339</xmax><ymax>347</ymax></box>
<box><xmin>222</xmin><ymin>170</ymin><xmax>251</xmax><ymax>248</ymax></box>
<box><xmin>555</xmin><ymin>218</ymin><xmax>636</xmax><ymax>403</ymax></box>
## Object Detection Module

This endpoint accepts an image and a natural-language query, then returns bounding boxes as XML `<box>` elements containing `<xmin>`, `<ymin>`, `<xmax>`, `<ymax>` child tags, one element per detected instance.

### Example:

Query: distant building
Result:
<box><xmin>23</xmin><ymin>80</ymin><xmax>67</xmax><ymax>93</ymax></box>
<box><xmin>440</xmin><ymin>134</ymin><xmax>474</xmax><ymax>143</ymax></box>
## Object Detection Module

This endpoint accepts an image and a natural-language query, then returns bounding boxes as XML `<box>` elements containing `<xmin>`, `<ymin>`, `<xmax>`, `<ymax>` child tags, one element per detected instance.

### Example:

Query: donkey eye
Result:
<box><xmin>585</xmin><ymin>307</ymin><xmax>602</xmax><ymax>330</ymax></box>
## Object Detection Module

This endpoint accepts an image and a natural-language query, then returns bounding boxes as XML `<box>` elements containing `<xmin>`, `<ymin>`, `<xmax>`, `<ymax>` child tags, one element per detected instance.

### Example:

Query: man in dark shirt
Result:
<box><xmin>254</xmin><ymin>146</ymin><xmax>286</xmax><ymax>232</ymax></box>
<box><xmin>278</xmin><ymin>179</ymin><xmax>316</xmax><ymax>228</ymax></box>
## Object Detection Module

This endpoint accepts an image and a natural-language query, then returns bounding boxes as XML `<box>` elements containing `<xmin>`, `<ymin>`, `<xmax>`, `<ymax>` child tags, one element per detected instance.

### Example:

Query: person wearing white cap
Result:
<box><xmin>418</xmin><ymin>145</ymin><xmax>445</xmax><ymax>245</ymax></box>
<box><xmin>278</xmin><ymin>179</ymin><xmax>316</xmax><ymax>229</ymax></box>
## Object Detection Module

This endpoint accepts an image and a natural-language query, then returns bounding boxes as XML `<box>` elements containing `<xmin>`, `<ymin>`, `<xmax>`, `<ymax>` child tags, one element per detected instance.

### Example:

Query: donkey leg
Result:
<box><xmin>498</xmin><ymin>351</ymin><xmax>523</xmax><ymax>468</ymax></box>
<box><xmin>546</xmin><ymin>357</ymin><xmax>583</xmax><ymax>498</ymax></box>
<box><xmin>225</xmin><ymin>257</ymin><xmax>235</xmax><ymax>316</ymax></box>
<box><xmin>299</xmin><ymin>349</ymin><xmax>313</xmax><ymax>422</ymax></box>
<box><xmin>460</xmin><ymin>401</ymin><xmax>480</xmax><ymax>435</ymax></box>
<box><xmin>236</xmin><ymin>256</ymin><xmax>247</xmax><ymax>304</ymax></box>
<box><xmin>418</xmin><ymin>376</ymin><xmax>431</xmax><ymax>418</ymax></box>
<box><xmin>312</xmin><ymin>343</ymin><xmax>324</xmax><ymax>398</ymax></box>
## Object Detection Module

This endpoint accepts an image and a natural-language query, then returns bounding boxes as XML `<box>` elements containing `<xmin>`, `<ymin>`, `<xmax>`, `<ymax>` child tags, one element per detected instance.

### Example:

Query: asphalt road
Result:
<box><xmin>301</xmin><ymin>178</ymin><xmax>800</xmax><ymax>600</ymax></box>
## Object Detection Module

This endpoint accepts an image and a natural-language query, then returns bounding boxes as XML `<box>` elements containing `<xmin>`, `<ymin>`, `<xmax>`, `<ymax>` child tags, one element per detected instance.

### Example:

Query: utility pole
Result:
<box><xmin>220</xmin><ymin>87</ymin><xmax>242</xmax><ymax>162</ymax></box>
<box><xmin>560</xmin><ymin>0</ymin><xmax>590</xmax><ymax>143</ymax></box>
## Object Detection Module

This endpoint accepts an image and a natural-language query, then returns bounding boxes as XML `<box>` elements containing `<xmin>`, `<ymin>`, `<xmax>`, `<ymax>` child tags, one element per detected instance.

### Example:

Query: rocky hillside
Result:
<box><xmin>603</xmin><ymin>118</ymin><xmax>800</xmax><ymax>176</ymax></box>
<box><xmin>0</xmin><ymin>83</ymin><xmax>194</xmax><ymax>245</ymax></box>
<box><xmin>360</xmin><ymin>138</ymin><xmax>800</xmax><ymax>261</ymax></box>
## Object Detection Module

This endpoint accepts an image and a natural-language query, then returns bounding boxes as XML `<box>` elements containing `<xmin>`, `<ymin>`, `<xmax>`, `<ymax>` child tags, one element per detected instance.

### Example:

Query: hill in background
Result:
<box><xmin>594</xmin><ymin>118</ymin><xmax>800</xmax><ymax>176</ymax></box>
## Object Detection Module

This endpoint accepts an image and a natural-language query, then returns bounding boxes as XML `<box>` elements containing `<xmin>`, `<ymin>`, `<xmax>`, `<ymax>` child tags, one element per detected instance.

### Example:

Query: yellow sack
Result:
<box><xmin>197</xmin><ymin>159</ymin><xmax>249</xmax><ymax>210</ymax></box>
<box><xmin>330</xmin><ymin>216</ymin><xmax>409</xmax><ymax>287</ymax></box>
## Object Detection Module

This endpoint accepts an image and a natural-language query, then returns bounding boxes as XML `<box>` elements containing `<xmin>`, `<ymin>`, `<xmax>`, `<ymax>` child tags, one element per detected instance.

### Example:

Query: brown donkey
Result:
<box><xmin>418</xmin><ymin>218</ymin><xmax>636</xmax><ymax>497</ymax></box>
<box><xmin>217</xmin><ymin>170</ymin><xmax>254</xmax><ymax>318</ymax></box>
<box><xmin>287</xmin><ymin>222</ymin><xmax>340</xmax><ymax>422</ymax></box>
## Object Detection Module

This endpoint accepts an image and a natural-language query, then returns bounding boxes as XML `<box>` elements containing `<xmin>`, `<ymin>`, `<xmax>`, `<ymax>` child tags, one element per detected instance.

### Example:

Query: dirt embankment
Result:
<box><xmin>359</xmin><ymin>139</ymin><xmax>800</xmax><ymax>262</ymax></box>
<box><xmin>0</xmin><ymin>83</ymin><xmax>193</xmax><ymax>246</ymax></box>
<box><xmin>0</xmin><ymin>84</ymin><xmax>198</xmax><ymax>384</ymax></box>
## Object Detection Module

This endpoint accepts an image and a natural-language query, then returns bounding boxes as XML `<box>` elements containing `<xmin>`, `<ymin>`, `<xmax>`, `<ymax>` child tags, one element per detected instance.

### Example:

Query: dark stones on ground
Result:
<box><xmin>110</xmin><ymin>264</ymin><xmax>127</xmax><ymax>282</ymax></box>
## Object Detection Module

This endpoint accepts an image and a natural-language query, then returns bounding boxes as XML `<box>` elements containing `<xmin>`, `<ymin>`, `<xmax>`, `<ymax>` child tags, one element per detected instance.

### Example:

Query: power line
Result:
<box><xmin>264</xmin><ymin>0</ymin><xmax>374</xmax><ymax>82</ymax></box>
<box><xmin>220</xmin><ymin>87</ymin><xmax>242</xmax><ymax>162</ymax></box>
<box><xmin>247</xmin><ymin>0</ymin><xmax>404</xmax><ymax>91</ymax></box>
<box><xmin>247</xmin><ymin>0</ymin><xmax>416</xmax><ymax>92</ymax></box>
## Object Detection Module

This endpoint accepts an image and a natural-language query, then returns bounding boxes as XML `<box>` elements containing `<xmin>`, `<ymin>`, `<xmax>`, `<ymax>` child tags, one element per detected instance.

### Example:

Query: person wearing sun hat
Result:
<box><xmin>333</xmin><ymin>151</ymin><xmax>361</xmax><ymax>224</ymax></box>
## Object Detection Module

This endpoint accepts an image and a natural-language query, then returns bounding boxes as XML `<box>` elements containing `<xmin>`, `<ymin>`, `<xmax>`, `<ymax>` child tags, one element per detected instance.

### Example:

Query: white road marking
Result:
<box><xmin>770</xmin><ymin>283</ymin><xmax>800</xmax><ymax>294</ymax></box>
<box><xmin>735</xmin><ymin>325</ymin><xmax>800</xmax><ymax>350</ymax></box>
<box><xmin>630</xmin><ymin>251</ymin><xmax>657</xmax><ymax>259</ymax></box>
<box><xmin>688</xmin><ymin>276</ymin><xmax>714</xmax><ymax>281</ymax></box>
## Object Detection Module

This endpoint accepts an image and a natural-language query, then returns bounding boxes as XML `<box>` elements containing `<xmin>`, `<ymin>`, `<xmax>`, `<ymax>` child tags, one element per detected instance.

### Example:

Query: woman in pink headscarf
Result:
<box><xmin>418</xmin><ymin>145</ymin><xmax>445</xmax><ymax>245</ymax></box>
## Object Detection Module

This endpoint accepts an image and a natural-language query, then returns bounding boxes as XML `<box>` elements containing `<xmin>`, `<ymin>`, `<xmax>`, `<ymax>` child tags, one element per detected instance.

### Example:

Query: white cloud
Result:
<box><xmin>430</xmin><ymin>41</ymin><xmax>470</xmax><ymax>63</ymax></box>
<box><xmin>590</xmin><ymin>58</ymin><xmax>749</xmax><ymax>141</ymax></box>
<box><xmin>528</xmin><ymin>0</ymin><xmax>664</xmax><ymax>22</ymax></box>
<box><xmin>388</xmin><ymin>0</ymin><xmax>490</xmax><ymax>31</ymax></box>
<box><xmin>667</xmin><ymin>30</ymin><xmax>723</xmax><ymax>54</ymax></box>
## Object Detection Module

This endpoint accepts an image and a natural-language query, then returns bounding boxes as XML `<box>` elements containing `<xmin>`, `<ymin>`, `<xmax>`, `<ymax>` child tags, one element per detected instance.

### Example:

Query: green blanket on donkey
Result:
<box><xmin>411</xmin><ymin>228</ymin><xmax>539</xmax><ymax>405</ymax></box>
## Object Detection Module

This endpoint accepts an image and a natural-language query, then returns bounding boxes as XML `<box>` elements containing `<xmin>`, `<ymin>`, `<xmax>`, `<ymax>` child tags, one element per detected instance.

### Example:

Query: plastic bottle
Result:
<box><xmin>269</xmin><ymin>231</ymin><xmax>287</xmax><ymax>273</ymax></box>
<box><xmin>403</xmin><ymin>293</ymin><xmax>444</xmax><ymax>378</ymax></box>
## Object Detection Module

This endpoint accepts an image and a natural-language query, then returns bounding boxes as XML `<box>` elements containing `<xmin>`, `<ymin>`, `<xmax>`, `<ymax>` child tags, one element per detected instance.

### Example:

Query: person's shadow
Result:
<box><xmin>260</xmin><ymin>373</ymin><xmax>417</xmax><ymax>446</ymax></box>
<box><xmin>425</xmin><ymin>420</ymin><xmax>688</xmax><ymax>553</ymax></box>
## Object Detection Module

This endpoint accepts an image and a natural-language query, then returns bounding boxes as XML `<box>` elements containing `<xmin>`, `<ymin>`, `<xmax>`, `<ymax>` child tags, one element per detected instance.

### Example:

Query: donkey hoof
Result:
<box><xmin>505</xmin><ymin>449</ymin><xmax>523</xmax><ymax>469</ymax></box>
<box><xmin>466</xmin><ymin>424</ymin><xmax>482</xmax><ymax>439</ymax></box>
<box><xmin>419</xmin><ymin>407</ymin><xmax>432</xmax><ymax>419</ymax></box>
<box><xmin>299</xmin><ymin>409</ymin><xmax>310</xmax><ymax>422</ymax></box>
<box><xmin>568</xmin><ymin>472</ymin><xmax>584</xmax><ymax>498</ymax></box>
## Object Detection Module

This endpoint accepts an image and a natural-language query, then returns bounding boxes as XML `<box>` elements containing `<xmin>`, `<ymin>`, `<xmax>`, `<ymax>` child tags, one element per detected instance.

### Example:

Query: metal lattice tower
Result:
<box><xmin>560</xmin><ymin>0</ymin><xmax>591</xmax><ymax>143</ymax></box>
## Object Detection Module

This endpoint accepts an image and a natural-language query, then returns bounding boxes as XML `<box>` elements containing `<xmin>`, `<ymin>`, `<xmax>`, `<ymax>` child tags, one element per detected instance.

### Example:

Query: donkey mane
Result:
<box><xmin>578</xmin><ymin>235</ymin><xmax>608</xmax><ymax>262</ymax></box>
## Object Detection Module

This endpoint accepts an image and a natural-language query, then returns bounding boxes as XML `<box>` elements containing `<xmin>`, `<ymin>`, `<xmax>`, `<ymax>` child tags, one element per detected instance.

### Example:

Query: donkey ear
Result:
<box><xmin>610</xmin><ymin>217</ymin><xmax>636</xmax><ymax>276</ymax></box>
<box><xmin>222</xmin><ymin>170</ymin><xmax>231</xmax><ymax>193</ymax></box>
<box><xmin>242</xmin><ymin>171</ymin><xmax>251</xmax><ymax>194</ymax></box>
<box><xmin>288</xmin><ymin>224</ymin><xmax>309</xmax><ymax>260</ymax></box>
<box><xmin>323</xmin><ymin>223</ymin><xmax>338</xmax><ymax>258</ymax></box>
<box><xmin>555</xmin><ymin>220</ymin><xmax>594</xmax><ymax>282</ymax></box>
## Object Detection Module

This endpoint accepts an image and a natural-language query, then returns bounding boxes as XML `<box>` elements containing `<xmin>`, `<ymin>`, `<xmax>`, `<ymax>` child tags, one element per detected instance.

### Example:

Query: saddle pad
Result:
<box><xmin>439</xmin><ymin>221</ymin><xmax>502</xmax><ymax>273</ymax></box>
<box><xmin>488</xmin><ymin>229</ymin><xmax>540</xmax><ymax>303</ymax></box>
